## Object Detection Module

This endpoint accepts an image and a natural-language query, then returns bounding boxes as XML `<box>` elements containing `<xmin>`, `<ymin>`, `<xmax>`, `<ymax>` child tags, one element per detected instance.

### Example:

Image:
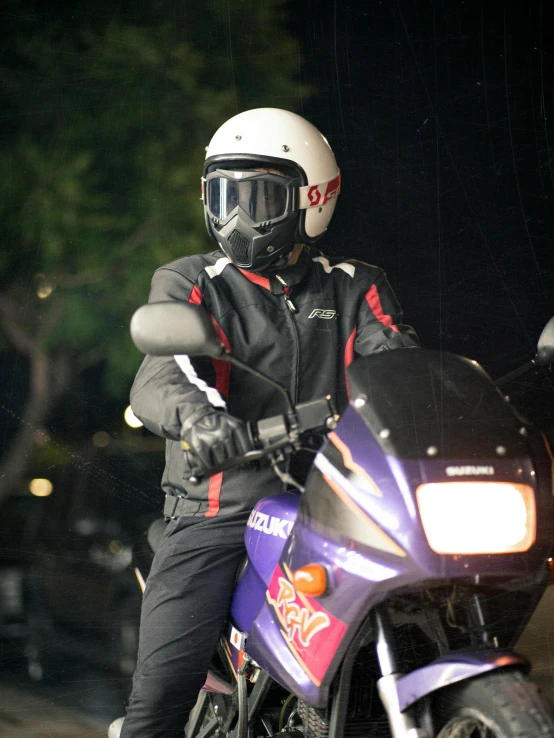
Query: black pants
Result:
<box><xmin>120</xmin><ymin>510</ymin><xmax>250</xmax><ymax>738</ymax></box>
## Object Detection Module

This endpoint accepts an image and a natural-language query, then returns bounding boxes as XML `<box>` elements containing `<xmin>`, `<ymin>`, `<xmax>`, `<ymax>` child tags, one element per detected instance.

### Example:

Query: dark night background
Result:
<box><xmin>296</xmin><ymin>3</ymin><xmax>553</xmax><ymax>374</ymax></box>
<box><xmin>0</xmin><ymin>0</ymin><xmax>552</xmax><ymax>734</ymax></box>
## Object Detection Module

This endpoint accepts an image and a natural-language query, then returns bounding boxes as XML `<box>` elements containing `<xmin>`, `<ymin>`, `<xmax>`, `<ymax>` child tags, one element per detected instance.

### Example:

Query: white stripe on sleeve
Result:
<box><xmin>174</xmin><ymin>355</ymin><xmax>227</xmax><ymax>409</ymax></box>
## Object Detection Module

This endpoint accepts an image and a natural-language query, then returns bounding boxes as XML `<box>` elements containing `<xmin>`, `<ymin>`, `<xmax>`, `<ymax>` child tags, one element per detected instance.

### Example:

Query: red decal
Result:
<box><xmin>189</xmin><ymin>285</ymin><xmax>203</xmax><ymax>305</ymax></box>
<box><xmin>322</xmin><ymin>174</ymin><xmax>341</xmax><ymax>205</ymax></box>
<box><xmin>365</xmin><ymin>285</ymin><xmax>399</xmax><ymax>333</ymax></box>
<box><xmin>275</xmin><ymin>578</ymin><xmax>330</xmax><ymax>647</ymax></box>
<box><xmin>267</xmin><ymin>564</ymin><xmax>347</xmax><ymax>686</ymax></box>
<box><xmin>307</xmin><ymin>185</ymin><xmax>322</xmax><ymax>206</ymax></box>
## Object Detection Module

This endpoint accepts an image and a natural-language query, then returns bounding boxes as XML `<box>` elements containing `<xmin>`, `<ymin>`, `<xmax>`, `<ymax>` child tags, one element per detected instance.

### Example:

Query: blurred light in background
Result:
<box><xmin>93</xmin><ymin>430</ymin><xmax>111</xmax><ymax>447</ymax></box>
<box><xmin>35</xmin><ymin>273</ymin><xmax>54</xmax><ymax>299</ymax></box>
<box><xmin>124</xmin><ymin>405</ymin><xmax>143</xmax><ymax>428</ymax></box>
<box><xmin>29</xmin><ymin>478</ymin><xmax>53</xmax><ymax>497</ymax></box>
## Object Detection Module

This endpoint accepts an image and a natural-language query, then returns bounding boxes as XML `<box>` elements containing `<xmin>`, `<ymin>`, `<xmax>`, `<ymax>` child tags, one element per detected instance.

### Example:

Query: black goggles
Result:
<box><xmin>203</xmin><ymin>169</ymin><xmax>298</xmax><ymax>225</ymax></box>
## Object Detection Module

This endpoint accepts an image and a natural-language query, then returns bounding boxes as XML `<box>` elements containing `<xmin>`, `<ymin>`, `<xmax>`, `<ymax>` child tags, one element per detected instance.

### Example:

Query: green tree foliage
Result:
<box><xmin>0</xmin><ymin>0</ymin><xmax>308</xmax><ymax>494</ymax></box>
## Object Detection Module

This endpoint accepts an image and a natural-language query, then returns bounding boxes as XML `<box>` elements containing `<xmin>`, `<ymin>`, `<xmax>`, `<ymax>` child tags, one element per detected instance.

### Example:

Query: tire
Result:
<box><xmin>434</xmin><ymin>669</ymin><xmax>554</xmax><ymax>738</ymax></box>
<box><xmin>298</xmin><ymin>699</ymin><xmax>329</xmax><ymax>738</ymax></box>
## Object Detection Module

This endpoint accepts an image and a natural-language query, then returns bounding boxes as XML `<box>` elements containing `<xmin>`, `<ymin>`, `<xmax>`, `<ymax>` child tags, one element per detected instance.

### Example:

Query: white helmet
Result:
<box><xmin>202</xmin><ymin>108</ymin><xmax>340</xmax><ymax>271</ymax></box>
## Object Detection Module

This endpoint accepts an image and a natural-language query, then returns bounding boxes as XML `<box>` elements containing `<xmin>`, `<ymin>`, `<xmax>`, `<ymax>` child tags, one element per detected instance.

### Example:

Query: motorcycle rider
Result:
<box><xmin>116</xmin><ymin>108</ymin><xmax>418</xmax><ymax>738</ymax></box>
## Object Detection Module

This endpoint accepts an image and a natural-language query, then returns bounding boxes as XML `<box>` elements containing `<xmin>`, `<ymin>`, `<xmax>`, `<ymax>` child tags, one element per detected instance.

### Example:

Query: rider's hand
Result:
<box><xmin>180</xmin><ymin>407</ymin><xmax>254</xmax><ymax>479</ymax></box>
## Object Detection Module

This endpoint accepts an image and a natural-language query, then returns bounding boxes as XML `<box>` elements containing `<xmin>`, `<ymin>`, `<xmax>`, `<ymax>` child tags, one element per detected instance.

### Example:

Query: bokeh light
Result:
<box><xmin>92</xmin><ymin>431</ymin><xmax>111</xmax><ymax>447</ymax></box>
<box><xmin>35</xmin><ymin>273</ymin><xmax>54</xmax><ymax>299</ymax></box>
<box><xmin>29</xmin><ymin>478</ymin><xmax>53</xmax><ymax>497</ymax></box>
<box><xmin>124</xmin><ymin>405</ymin><xmax>143</xmax><ymax>428</ymax></box>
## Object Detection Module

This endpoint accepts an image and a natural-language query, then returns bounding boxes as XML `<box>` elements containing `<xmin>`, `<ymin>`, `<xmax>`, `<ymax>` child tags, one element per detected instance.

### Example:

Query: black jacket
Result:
<box><xmin>130</xmin><ymin>246</ymin><xmax>418</xmax><ymax>517</ymax></box>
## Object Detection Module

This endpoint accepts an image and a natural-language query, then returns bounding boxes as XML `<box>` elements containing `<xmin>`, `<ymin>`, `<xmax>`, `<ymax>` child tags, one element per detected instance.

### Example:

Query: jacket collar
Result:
<box><xmin>235</xmin><ymin>245</ymin><xmax>315</xmax><ymax>293</ymax></box>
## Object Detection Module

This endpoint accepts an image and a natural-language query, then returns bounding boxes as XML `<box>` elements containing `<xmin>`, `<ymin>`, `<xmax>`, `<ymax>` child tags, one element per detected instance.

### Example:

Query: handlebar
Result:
<box><xmin>188</xmin><ymin>438</ymin><xmax>293</xmax><ymax>481</ymax></box>
<box><xmin>187</xmin><ymin>396</ymin><xmax>339</xmax><ymax>483</ymax></box>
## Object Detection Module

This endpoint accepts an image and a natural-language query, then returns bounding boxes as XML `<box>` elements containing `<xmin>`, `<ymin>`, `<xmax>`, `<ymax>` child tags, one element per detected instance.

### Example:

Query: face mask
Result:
<box><xmin>203</xmin><ymin>169</ymin><xmax>300</xmax><ymax>270</ymax></box>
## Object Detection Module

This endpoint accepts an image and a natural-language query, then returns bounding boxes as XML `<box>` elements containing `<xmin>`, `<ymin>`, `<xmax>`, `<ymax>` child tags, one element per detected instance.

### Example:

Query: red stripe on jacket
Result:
<box><xmin>238</xmin><ymin>268</ymin><xmax>271</xmax><ymax>291</ymax></box>
<box><xmin>189</xmin><ymin>284</ymin><xmax>203</xmax><ymax>305</ymax></box>
<box><xmin>205</xmin><ymin>472</ymin><xmax>223</xmax><ymax>518</ymax></box>
<box><xmin>187</xmin><ymin>287</ymin><xmax>229</xmax><ymax>518</ymax></box>
<box><xmin>365</xmin><ymin>285</ymin><xmax>399</xmax><ymax>333</ymax></box>
<box><xmin>206</xmin><ymin>319</ymin><xmax>232</xmax><ymax>518</ymax></box>
<box><xmin>187</xmin><ymin>287</ymin><xmax>232</xmax><ymax>399</ymax></box>
<box><xmin>344</xmin><ymin>328</ymin><xmax>356</xmax><ymax>399</ymax></box>
<box><xmin>210</xmin><ymin>317</ymin><xmax>232</xmax><ymax>400</ymax></box>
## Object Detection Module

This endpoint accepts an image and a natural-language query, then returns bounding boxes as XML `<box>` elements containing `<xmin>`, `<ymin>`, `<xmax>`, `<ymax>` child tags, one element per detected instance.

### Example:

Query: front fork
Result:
<box><xmin>372</xmin><ymin>605</ymin><xmax>529</xmax><ymax>738</ymax></box>
<box><xmin>374</xmin><ymin>608</ymin><xmax>428</xmax><ymax>738</ymax></box>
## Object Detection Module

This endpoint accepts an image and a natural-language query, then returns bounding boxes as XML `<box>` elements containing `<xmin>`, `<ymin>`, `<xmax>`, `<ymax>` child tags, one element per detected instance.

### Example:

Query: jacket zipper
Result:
<box><xmin>275</xmin><ymin>274</ymin><xmax>296</xmax><ymax>313</ymax></box>
<box><xmin>275</xmin><ymin>274</ymin><xmax>300</xmax><ymax>403</ymax></box>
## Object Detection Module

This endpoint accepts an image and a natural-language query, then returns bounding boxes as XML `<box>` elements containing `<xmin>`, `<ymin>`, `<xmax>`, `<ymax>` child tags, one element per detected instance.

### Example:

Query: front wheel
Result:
<box><xmin>434</xmin><ymin>669</ymin><xmax>554</xmax><ymax>738</ymax></box>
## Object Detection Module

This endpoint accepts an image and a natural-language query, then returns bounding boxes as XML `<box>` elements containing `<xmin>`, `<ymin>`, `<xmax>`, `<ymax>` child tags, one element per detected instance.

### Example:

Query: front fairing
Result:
<box><xmin>246</xmin><ymin>404</ymin><xmax>553</xmax><ymax>707</ymax></box>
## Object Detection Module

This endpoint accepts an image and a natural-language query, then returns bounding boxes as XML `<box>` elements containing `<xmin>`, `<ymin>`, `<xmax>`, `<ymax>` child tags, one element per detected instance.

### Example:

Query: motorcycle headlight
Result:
<box><xmin>416</xmin><ymin>482</ymin><xmax>536</xmax><ymax>555</ymax></box>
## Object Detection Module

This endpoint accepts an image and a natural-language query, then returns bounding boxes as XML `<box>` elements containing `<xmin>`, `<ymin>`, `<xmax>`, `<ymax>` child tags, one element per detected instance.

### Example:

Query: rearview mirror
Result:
<box><xmin>536</xmin><ymin>316</ymin><xmax>554</xmax><ymax>366</ymax></box>
<box><xmin>130</xmin><ymin>302</ymin><xmax>225</xmax><ymax>358</ymax></box>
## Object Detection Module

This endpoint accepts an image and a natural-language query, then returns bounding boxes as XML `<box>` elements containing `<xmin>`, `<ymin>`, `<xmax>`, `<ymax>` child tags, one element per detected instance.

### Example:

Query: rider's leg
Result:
<box><xmin>119</xmin><ymin>509</ymin><xmax>250</xmax><ymax>738</ymax></box>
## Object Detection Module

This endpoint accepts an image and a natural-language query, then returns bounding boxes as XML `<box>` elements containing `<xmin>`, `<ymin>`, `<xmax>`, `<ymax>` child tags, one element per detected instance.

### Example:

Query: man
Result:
<box><xmin>115</xmin><ymin>108</ymin><xmax>418</xmax><ymax>738</ymax></box>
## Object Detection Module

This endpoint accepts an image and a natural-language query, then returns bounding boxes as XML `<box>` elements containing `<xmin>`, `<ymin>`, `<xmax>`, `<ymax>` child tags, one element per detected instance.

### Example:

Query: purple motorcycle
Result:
<box><xmin>129</xmin><ymin>302</ymin><xmax>554</xmax><ymax>738</ymax></box>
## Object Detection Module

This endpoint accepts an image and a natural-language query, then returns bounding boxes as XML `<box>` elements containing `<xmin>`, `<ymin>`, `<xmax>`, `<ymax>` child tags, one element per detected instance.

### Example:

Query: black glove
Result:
<box><xmin>180</xmin><ymin>407</ymin><xmax>254</xmax><ymax>479</ymax></box>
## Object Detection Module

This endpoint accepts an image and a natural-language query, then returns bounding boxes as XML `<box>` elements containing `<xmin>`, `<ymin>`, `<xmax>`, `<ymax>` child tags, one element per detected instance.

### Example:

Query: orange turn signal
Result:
<box><xmin>292</xmin><ymin>564</ymin><xmax>327</xmax><ymax>596</ymax></box>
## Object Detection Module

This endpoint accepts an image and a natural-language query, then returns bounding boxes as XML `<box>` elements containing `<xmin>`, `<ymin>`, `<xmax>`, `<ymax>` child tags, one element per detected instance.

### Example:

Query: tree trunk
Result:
<box><xmin>0</xmin><ymin>348</ymin><xmax>52</xmax><ymax>502</ymax></box>
<box><xmin>0</xmin><ymin>295</ymin><xmax>68</xmax><ymax>503</ymax></box>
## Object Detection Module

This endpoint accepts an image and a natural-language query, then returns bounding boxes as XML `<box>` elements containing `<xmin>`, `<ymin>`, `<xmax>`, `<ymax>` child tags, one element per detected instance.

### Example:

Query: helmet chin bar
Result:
<box><xmin>210</xmin><ymin>207</ymin><xmax>299</xmax><ymax>271</ymax></box>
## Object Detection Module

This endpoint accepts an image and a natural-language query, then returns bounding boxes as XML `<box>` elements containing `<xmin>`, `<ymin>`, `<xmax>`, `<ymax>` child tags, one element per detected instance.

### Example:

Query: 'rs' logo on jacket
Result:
<box><xmin>308</xmin><ymin>309</ymin><xmax>338</xmax><ymax>319</ymax></box>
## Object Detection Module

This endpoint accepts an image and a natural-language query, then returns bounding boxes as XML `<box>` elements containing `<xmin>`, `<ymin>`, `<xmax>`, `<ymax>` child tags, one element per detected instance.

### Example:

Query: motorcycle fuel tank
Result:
<box><xmin>230</xmin><ymin>491</ymin><xmax>300</xmax><ymax>633</ymax></box>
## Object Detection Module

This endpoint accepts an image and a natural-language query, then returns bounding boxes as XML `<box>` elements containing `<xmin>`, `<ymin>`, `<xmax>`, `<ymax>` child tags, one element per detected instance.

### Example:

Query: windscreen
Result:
<box><xmin>347</xmin><ymin>349</ymin><xmax>527</xmax><ymax>459</ymax></box>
